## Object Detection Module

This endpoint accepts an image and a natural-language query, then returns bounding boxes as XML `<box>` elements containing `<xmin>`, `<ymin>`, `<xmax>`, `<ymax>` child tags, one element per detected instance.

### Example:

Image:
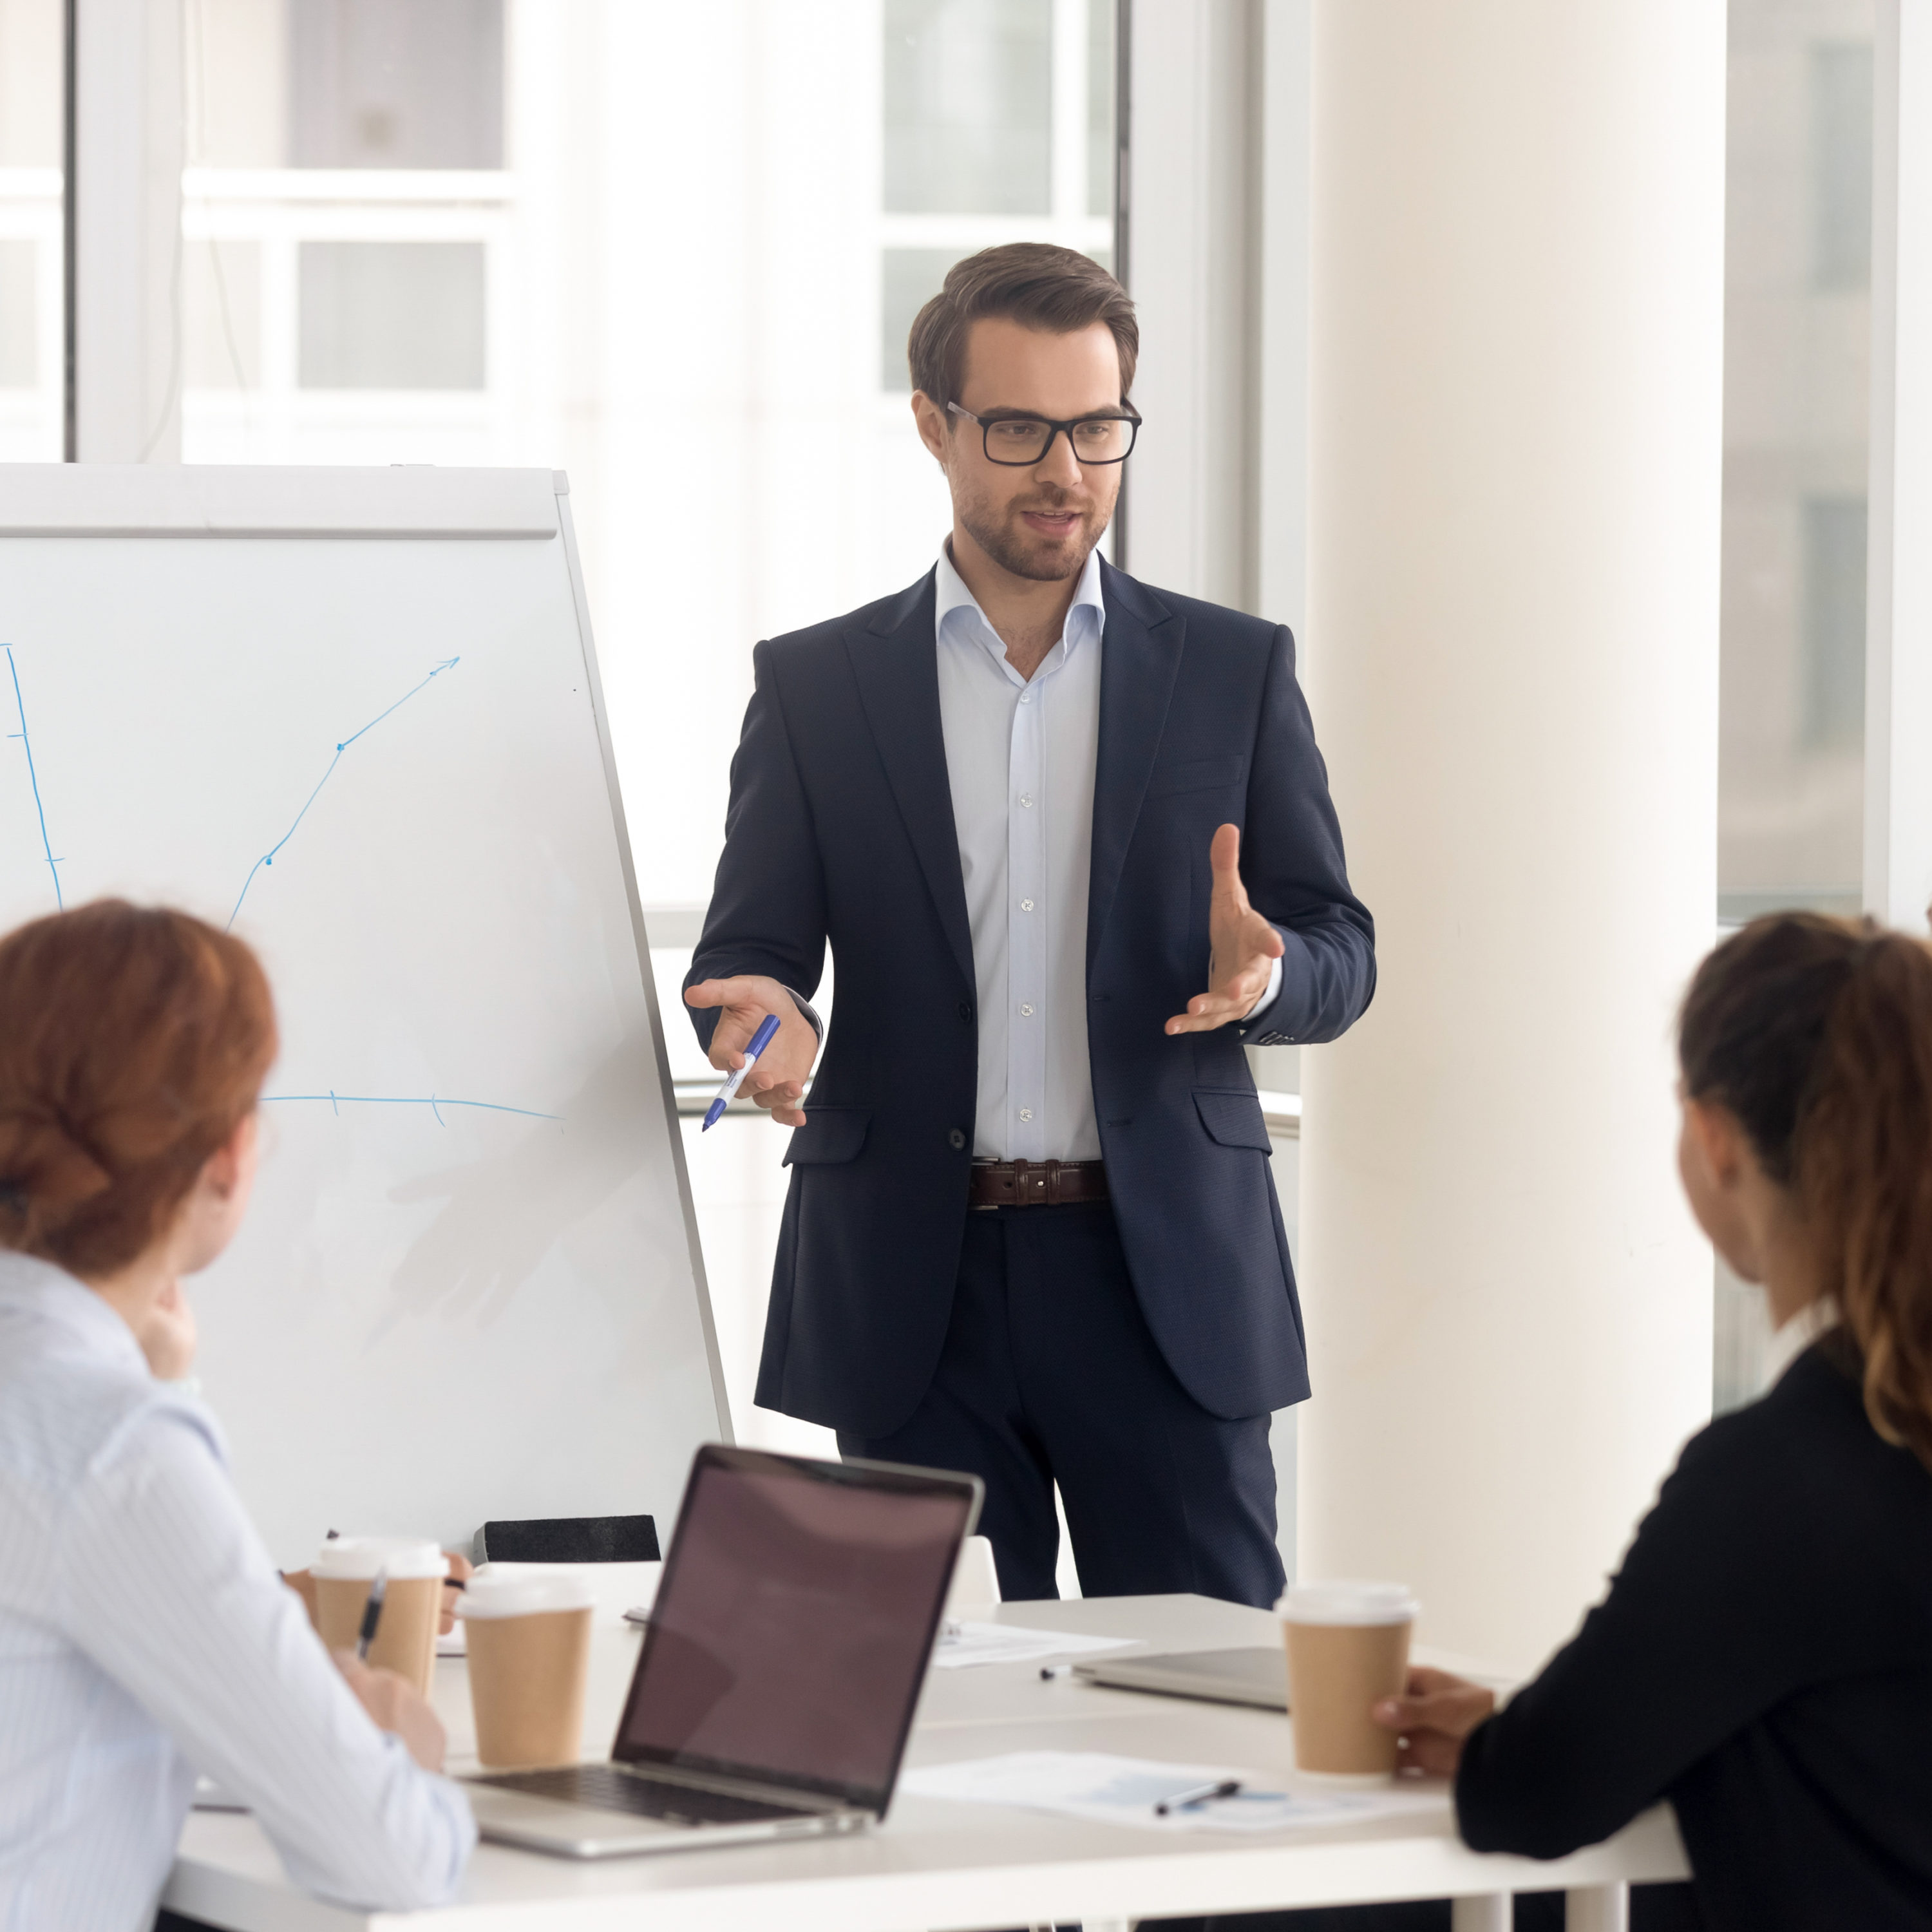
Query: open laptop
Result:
<box><xmin>463</xmin><ymin>1444</ymin><xmax>981</xmax><ymax>1859</ymax></box>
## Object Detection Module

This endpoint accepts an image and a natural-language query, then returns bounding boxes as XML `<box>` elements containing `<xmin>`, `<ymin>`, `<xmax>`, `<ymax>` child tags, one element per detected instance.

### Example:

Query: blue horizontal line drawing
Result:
<box><xmin>260</xmin><ymin>1092</ymin><xmax>562</xmax><ymax>1124</ymax></box>
<box><xmin>5</xmin><ymin>645</ymin><xmax>64</xmax><ymax>909</ymax></box>
<box><xmin>227</xmin><ymin>656</ymin><xmax>460</xmax><ymax>930</ymax></box>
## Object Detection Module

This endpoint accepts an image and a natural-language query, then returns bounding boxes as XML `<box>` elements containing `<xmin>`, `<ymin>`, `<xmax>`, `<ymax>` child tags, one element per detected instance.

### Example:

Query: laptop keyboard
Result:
<box><xmin>475</xmin><ymin>1762</ymin><xmax>813</xmax><ymax>1826</ymax></box>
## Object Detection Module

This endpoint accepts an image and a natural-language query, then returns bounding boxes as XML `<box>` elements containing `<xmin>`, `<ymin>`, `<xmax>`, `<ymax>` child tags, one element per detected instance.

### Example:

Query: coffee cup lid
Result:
<box><xmin>1276</xmin><ymin>1580</ymin><xmax>1419</xmax><ymax>1625</ymax></box>
<box><xmin>310</xmin><ymin>1537</ymin><xmax>449</xmax><ymax>1582</ymax></box>
<box><xmin>457</xmin><ymin>1569</ymin><xmax>598</xmax><ymax>1620</ymax></box>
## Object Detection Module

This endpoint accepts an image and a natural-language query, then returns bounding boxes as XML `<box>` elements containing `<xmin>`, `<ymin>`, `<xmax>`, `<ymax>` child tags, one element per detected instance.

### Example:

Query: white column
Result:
<box><xmin>1121</xmin><ymin>0</ymin><xmax>1260</xmax><ymax>607</ymax></box>
<box><xmin>1866</xmin><ymin>0</ymin><xmax>1932</xmax><ymax>934</ymax></box>
<box><xmin>72</xmin><ymin>0</ymin><xmax>183</xmax><ymax>462</ymax></box>
<box><xmin>1297</xmin><ymin>1</ymin><xmax>1724</xmax><ymax>1674</ymax></box>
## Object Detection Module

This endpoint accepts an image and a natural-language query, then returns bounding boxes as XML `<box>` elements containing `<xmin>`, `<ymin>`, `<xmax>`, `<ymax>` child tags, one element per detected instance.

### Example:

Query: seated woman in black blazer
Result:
<box><xmin>1375</xmin><ymin>912</ymin><xmax>1932</xmax><ymax>1929</ymax></box>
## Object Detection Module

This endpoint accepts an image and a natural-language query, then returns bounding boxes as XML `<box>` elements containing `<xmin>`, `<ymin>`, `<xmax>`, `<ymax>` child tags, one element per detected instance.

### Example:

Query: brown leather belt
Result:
<box><xmin>967</xmin><ymin>1158</ymin><xmax>1109</xmax><ymax>1210</ymax></box>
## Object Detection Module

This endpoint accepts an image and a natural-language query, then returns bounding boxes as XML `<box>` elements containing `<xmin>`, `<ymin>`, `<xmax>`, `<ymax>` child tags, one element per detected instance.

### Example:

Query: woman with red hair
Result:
<box><xmin>0</xmin><ymin>902</ymin><xmax>474</xmax><ymax>1929</ymax></box>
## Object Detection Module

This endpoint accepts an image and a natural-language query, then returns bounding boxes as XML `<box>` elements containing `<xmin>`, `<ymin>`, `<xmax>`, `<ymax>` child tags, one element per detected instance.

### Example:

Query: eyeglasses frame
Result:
<box><xmin>945</xmin><ymin>400</ymin><xmax>1142</xmax><ymax>467</ymax></box>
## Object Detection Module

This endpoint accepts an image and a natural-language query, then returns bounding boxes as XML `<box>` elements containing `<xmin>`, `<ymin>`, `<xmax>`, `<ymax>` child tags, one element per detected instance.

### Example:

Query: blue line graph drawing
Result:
<box><xmin>260</xmin><ymin>1092</ymin><xmax>562</xmax><ymax>1125</ymax></box>
<box><xmin>227</xmin><ymin>656</ymin><xmax>460</xmax><ymax>930</ymax></box>
<box><xmin>5</xmin><ymin>646</ymin><xmax>64</xmax><ymax>909</ymax></box>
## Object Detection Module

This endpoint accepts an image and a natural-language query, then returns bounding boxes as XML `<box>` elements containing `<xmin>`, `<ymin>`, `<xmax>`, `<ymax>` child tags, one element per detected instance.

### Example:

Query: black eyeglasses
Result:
<box><xmin>947</xmin><ymin>401</ymin><xmax>1142</xmax><ymax>467</ymax></box>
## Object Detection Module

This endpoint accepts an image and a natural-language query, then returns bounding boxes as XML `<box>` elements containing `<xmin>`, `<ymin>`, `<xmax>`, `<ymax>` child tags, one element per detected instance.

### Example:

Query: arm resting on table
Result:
<box><xmin>61</xmin><ymin>1410</ymin><xmax>475</xmax><ymax>1911</ymax></box>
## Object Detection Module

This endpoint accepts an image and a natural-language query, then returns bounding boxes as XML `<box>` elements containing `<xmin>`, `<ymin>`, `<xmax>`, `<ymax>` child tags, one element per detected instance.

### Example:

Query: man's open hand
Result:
<box><xmin>683</xmin><ymin>975</ymin><xmax>820</xmax><ymax>1127</ymax></box>
<box><xmin>1164</xmin><ymin>824</ymin><xmax>1286</xmax><ymax>1036</ymax></box>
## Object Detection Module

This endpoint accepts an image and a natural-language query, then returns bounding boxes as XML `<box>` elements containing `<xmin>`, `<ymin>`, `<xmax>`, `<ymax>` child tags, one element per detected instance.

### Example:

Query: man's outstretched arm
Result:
<box><xmin>1164</xmin><ymin>623</ymin><xmax>1376</xmax><ymax>1044</ymax></box>
<box><xmin>683</xmin><ymin>641</ymin><xmax>828</xmax><ymax>1126</ymax></box>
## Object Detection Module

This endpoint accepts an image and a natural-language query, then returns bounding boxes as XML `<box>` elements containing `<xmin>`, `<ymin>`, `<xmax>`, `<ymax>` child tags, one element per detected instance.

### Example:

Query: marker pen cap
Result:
<box><xmin>457</xmin><ymin>1571</ymin><xmax>597</xmax><ymax>1620</ymax></box>
<box><xmin>1276</xmin><ymin>1581</ymin><xmax>1418</xmax><ymax>1626</ymax></box>
<box><xmin>311</xmin><ymin>1537</ymin><xmax>449</xmax><ymax>1582</ymax></box>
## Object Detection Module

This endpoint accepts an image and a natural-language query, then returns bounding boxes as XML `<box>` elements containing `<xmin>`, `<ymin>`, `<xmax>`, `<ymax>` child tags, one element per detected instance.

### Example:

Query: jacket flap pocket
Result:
<box><xmin>1193</xmin><ymin>1089</ymin><xmax>1273</xmax><ymax>1153</ymax></box>
<box><xmin>782</xmin><ymin>1107</ymin><xmax>871</xmax><ymax>1166</ymax></box>
<box><xmin>1148</xmin><ymin>753</ymin><xmax>1246</xmax><ymax>796</ymax></box>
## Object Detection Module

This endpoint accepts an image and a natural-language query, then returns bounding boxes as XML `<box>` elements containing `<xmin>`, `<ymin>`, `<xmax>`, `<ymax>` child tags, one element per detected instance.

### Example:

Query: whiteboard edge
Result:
<box><xmin>553</xmin><ymin>482</ymin><xmax>737</xmax><ymax>1450</ymax></box>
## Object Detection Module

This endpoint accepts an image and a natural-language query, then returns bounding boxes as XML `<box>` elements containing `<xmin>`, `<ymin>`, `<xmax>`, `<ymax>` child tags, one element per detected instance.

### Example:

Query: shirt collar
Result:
<box><xmin>1761</xmin><ymin>1296</ymin><xmax>1836</xmax><ymax>1390</ymax></box>
<box><xmin>934</xmin><ymin>540</ymin><xmax>1107</xmax><ymax>659</ymax></box>
<box><xmin>0</xmin><ymin>1248</ymin><xmax>149</xmax><ymax>1374</ymax></box>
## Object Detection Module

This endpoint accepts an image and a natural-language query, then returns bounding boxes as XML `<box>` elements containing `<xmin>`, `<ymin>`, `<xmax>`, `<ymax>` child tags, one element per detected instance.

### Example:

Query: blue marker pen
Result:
<box><xmin>702</xmin><ymin>1011</ymin><xmax>782</xmax><ymax>1131</ymax></box>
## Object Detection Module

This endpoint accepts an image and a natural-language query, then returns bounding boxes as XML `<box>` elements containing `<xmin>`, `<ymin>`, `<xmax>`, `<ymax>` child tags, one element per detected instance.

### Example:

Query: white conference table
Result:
<box><xmin>164</xmin><ymin>1593</ymin><xmax>1689</xmax><ymax>1932</ymax></box>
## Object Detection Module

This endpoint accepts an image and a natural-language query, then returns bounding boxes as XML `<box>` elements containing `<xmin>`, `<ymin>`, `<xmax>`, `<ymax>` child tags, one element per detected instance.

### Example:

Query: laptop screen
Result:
<box><xmin>612</xmin><ymin>1448</ymin><xmax>978</xmax><ymax>1812</ymax></box>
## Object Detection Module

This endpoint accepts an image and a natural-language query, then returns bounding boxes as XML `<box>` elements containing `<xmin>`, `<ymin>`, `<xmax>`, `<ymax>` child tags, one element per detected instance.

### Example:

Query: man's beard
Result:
<box><xmin>958</xmin><ymin>486</ymin><xmax>1106</xmax><ymax>583</ymax></box>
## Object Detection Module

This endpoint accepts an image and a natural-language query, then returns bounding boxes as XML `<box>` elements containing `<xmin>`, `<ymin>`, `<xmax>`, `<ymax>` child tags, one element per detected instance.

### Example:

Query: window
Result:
<box><xmin>1717</xmin><ymin>0</ymin><xmax>1875</xmax><ymax>1414</ymax></box>
<box><xmin>288</xmin><ymin>0</ymin><xmax>503</xmax><ymax>170</ymax></box>
<box><xmin>1718</xmin><ymin>0</ymin><xmax>1873</xmax><ymax>929</ymax></box>
<box><xmin>0</xmin><ymin>0</ymin><xmax>63</xmax><ymax>460</ymax></box>
<box><xmin>182</xmin><ymin>0</ymin><xmax>502</xmax><ymax>458</ymax></box>
<box><xmin>880</xmin><ymin>0</ymin><xmax>1116</xmax><ymax>394</ymax></box>
<box><xmin>182</xmin><ymin>0</ymin><xmax>1121</xmax><ymax>913</ymax></box>
<box><xmin>297</xmin><ymin>241</ymin><xmax>486</xmax><ymax>390</ymax></box>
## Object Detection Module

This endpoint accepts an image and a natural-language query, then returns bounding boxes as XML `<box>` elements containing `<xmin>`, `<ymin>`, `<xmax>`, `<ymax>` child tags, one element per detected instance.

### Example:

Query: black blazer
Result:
<box><xmin>1458</xmin><ymin>1335</ymin><xmax>1932</xmax><ymax>1930</ymax></box>
<box><xmin>686</xmin><ymin>562</ymin><xmax>1375</xmax><ymax>1437</ymax></box>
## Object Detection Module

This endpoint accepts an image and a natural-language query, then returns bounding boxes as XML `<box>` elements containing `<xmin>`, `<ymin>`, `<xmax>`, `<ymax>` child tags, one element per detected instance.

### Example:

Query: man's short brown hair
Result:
<box><xmin>907</xmin><ymin>243</ymin><xmax>1137</xmax><ymax>409</ymax></box>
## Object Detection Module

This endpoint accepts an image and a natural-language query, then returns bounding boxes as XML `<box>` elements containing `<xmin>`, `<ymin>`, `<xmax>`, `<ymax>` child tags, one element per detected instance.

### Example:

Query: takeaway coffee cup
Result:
<box><xmin>311</xmin><ymin>1537</ymin><xmax>449</xmax><ymax>1697</ymax></box>
<box><xmin>1278</xmin><ymin>1580</ymin><xmax>1419</xmax><ymax>1785</ymax></box>
<box><xmin>457</xmin><ymin>1570</ymin><xmax>597</xmax><ymax>1769</ymax></box>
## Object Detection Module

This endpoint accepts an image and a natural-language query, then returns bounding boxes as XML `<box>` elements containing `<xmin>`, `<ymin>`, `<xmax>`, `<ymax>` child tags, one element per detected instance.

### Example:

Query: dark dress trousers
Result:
<box><xmin>1457</xmin><ymin>1334</ymin><xmax>1932</xmax><ymax>1930</ymax></box>
<box><xmin>686</xmin><ymin>563</ymin><xmax>1374</xmax><ymax>1585</ymax></box>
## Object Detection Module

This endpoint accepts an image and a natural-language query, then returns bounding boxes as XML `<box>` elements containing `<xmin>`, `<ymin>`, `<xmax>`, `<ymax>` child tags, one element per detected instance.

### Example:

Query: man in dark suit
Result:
<box><xmin>685</xmin><ymin>244</ymin><xmax>1373</xmax><ymax>1607</ymax></box>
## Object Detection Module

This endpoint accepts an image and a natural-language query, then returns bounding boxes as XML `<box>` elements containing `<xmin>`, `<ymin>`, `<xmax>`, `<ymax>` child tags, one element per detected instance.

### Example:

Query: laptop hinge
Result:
<box><xmin>614</xmin><ymin>1760</ymin><xmax>862</xmax><ymax>1815</ymax></box>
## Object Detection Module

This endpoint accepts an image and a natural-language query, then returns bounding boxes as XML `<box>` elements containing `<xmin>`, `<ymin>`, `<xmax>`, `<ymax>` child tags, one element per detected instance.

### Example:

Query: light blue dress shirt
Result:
<box><xmin>934</xmin><ymin>545</ymin><xmax>1283</xmax><ymax>1163</ymax></box>
<box><xmin>0</xmin><ymin>1251</ymin><xmax>475</xmax><ymax>1930</ymax></box>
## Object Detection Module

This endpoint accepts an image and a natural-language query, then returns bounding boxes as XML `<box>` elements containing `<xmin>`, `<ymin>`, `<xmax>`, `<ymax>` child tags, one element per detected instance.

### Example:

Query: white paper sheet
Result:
<box><xmin>929</xmin><ymin>1621</ymin><xmax>1141</xmax><ymax>1671</ymax></box>
<box><xmin>900</xmin><ymin>1750</ymin><xmax>1448</xmax><ymax>1833</ymax></box>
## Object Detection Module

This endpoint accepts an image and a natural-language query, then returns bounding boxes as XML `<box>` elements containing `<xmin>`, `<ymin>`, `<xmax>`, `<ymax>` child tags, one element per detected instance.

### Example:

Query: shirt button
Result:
<box><xmin>1018</xmin><ymin>795</ymin><xmax>1034</xmax><ymax>808</ymax></box>
<box><xmin>958</xmin><ymin>1001</ymin><xmax>974</xmax><ymax>1022</ymax></box>
<box><xmin>1018</xmin><ymin>1108</ymin><xmax>1033</xmax><ymax>1122</ymax></box>
<box><xmin>1020</xmin><ymin>898</ymin><xmax>1034</xmax><ymax>911</ymax></box>
<box><xmin>947</xmin><ymin>1128</ymin><xmax>966</xmax><ymax>1150</ymax></box>
<box><xmin>1019</xmin><ymin>692</ymin><xmax>1032</xmax><ymax>704</ymax></box>
<box><xmin>1019</xmin><ymin>1003</ymin><xmax>1034</xmax><ymax>1017</ymax></box>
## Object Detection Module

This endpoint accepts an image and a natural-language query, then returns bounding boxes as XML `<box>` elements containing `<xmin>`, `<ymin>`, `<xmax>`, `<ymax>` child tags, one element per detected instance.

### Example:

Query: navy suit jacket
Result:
<box><xmin>687</xmin><ymin>561</ymin><xmax>1374</xmax><ymax>1437</ymax></box>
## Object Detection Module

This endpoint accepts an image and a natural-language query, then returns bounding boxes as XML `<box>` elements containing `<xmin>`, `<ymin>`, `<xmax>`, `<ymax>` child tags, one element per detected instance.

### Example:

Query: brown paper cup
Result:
<box><xmin>308</xmin><ymin>1537</ymin><xmax>450</xmax><ymax>1698</ymax></box>
<box><xmin>315</xmin><ymin>1575</ymin><xmax>442</xmax><ymax>1696</ymax></box>
<box><xmin>465</xmin><ymin>1605</ymin><xmax>595</xmax><ymax>1768</ymax></box>
<box><xmin>1278</xmin><ymin>1581</ymin><xmax>1418</xmax><ymax>1785</ymax></box>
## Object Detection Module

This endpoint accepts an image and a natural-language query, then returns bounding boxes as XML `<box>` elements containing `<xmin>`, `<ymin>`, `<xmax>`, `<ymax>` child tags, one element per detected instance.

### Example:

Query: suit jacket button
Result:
<box><xmin>958</xmin><ymin>1002</ymin><xmax>974</xmax><ymax>1022</ymax></box>
<box><xmin>947</xmin><ymin>1128</ymin><xmax>966</xmax><ymax>1150</ymax></box>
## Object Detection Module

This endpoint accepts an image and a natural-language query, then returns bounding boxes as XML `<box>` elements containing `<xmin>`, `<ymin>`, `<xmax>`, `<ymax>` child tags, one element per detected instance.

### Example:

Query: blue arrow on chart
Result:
<box><xmin>5</xmin><ymin>645</ymin><xmax>64</xmax><ymax>909</ymax></box>
<box><xmin>227</xmin><ymin>656</ymin><xmax>460</xmax><ymax>930</ymax></box>
<box><xmin>259</xmin><ymin>1092</ymin><xmax>561</xmax><ymax>1124</ymax></box>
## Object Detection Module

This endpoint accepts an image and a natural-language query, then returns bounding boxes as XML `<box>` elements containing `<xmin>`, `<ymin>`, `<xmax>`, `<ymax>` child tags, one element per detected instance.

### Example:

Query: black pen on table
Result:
<box><xmin>1153</xmin><ymin>1777</ymin><xmax>1242</xmax><ymax>1816</ymax></box>
<box><xmin>354</xmin><ymin>1568</ymin><xmax>388</xmax><ymax>1660</ymax></box>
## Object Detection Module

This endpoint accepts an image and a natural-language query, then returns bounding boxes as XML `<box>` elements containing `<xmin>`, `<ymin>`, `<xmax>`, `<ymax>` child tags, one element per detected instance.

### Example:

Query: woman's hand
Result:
<box><xmin>333</xmin><ymin>1652</ymin><xmax>449</xmax><ymax>1772</ymax></box>
<box><xmin>1372</xmin><ymin>1666</ymin><xmax>1497</xmax><ymax>1776</ymax></box>
<box><xmin>440</xmin><ymin>1550</ymin><xmax>473</xmax><ymax>1634</ymax></box>
<box><xmin>132</xmin><ymin>1277</ymin><xmax>198</xmax><ymax>1381</ymax></box>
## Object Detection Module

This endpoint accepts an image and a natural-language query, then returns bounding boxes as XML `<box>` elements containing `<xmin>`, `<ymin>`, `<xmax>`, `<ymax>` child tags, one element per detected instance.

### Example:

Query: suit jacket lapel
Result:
<box><xmin>1089</xmin><ymin>562</ymin><xmax>1184</xmax><ymax>973</ymax></box>
<box><xmin>845</xmin><ymin>572</ymin><xmax>976</xmax><ymax>992</ymax></box>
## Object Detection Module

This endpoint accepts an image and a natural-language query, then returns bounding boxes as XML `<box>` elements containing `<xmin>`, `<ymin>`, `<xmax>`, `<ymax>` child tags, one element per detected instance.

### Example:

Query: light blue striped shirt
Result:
<box><xmin>934</xmin><ymin>544</ymin><xmax>1283</xmax><ymax>1160</ymax></box>
<box><xmin>0</xmin><ymin>1252</ymin><xmax>475</xmax><ymax>1930</ymax></box>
